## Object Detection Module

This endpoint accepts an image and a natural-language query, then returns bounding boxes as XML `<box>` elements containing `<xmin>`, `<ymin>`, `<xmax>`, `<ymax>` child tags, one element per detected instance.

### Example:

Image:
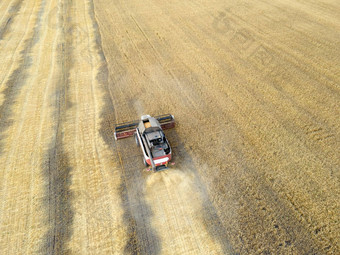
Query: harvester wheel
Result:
<box><xmin>143</xmin><ymin>158</ymin><xmax>148</xmax><ymax>166</ymax></box>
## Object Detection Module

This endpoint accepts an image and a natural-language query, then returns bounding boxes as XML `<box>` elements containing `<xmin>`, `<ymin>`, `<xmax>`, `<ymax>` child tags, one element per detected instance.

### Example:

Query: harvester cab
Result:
<box><xmin>114</xmin><ymin>114</ymin><xmax>175</xmax><ymax>172</ymax></box>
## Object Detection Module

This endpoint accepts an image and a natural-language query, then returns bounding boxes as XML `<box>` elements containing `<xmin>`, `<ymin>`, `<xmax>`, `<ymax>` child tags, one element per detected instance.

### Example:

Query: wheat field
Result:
<box><xmin>0</xmin><ymin>0</ymin><xmax>339</xmax><ymax>254</ymax></box>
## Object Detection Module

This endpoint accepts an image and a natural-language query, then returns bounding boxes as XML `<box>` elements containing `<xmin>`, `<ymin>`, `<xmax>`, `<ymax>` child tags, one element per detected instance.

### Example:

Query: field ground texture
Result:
<box><xmin>0</xmin><ymin>0</ymin><xmax>339</xmax><ymax>254</ymax></box>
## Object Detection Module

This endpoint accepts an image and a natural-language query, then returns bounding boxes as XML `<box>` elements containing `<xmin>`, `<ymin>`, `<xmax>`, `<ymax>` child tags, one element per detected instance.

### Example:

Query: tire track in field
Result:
<box><xmin>90</xmin><ymin>1</ymin><xmax>161</xmax><ymax>253</ymax></box>
<box><xmin>0</xmin><ymin>0</ymin><xmax>23</xmax><ymax>40</ymax></box>
<box><xmin>41</xmin><ymin>0</ymin><xmax>74</xmax><ymax>254</ymax></box>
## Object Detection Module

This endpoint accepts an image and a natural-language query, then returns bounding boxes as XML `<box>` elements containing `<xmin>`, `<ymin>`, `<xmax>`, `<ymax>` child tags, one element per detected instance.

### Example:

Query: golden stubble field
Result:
<box><xmin>0</xmin><ymin>0</ymin><xmax>339</xmax><ymax>254</ymax></box>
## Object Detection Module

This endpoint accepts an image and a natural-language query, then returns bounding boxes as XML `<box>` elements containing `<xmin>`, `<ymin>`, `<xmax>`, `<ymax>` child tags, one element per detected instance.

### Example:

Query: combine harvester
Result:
<box><xmin>114</xmin><ymin>114</ymin><xmax>175</xmax><ymax>172</ymax></box>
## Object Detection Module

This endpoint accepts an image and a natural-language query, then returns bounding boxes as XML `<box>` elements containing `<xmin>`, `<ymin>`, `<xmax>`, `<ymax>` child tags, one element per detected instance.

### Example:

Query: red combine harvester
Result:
<box><xmin>114</xmin><ymin>114</ymin><xmax>175</xmax><ymax>172</ymax></box>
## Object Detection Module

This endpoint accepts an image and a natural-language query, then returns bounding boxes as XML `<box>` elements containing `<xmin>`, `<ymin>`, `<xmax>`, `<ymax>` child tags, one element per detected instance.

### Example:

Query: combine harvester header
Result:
<box><xmin>114</xmin><ymin>114</ymin><xmax>175</xmax><ymax>172</ymax></box>
<box><xmin>114</xmin><ymin>114</ymin><xmax>175</xmax><ymax>140</ymax></box>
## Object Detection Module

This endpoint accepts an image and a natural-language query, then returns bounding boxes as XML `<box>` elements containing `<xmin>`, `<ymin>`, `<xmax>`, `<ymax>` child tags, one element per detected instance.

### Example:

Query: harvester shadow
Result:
<box><xmin>98</xmin><ymin>94</ymin><xmax>161</xmax><ymax>254</ymax></box>
<box><xmin>117</xmin><ymin>138</ymin><xmax>161</xmax><ymax>255</ymax></box>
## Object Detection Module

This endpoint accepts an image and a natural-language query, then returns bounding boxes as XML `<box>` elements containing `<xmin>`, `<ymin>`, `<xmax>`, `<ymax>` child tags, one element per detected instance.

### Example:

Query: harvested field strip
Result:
<box><xmin>0</xmin><ymin>0</ymin><xmax>38</xmax><ymax>101</ymax></box>
<box><xmin>41</xmin><ymin>0</ymin><xmax>74</xmax><ymax>254</ymax></box>
<box><xmin>0</xmin><ymin>0</ymin><xmax>23</xmax><ymax>40</ymax></box>
<box><xmin>0</xmin><ymin>0</ymin><xmax>62</xmax><ymax>253</ymax></box>
<box><xmin>60</xmin><ymin>0</ymin><xmax>129</xmax><ymax>253</ymax></box>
